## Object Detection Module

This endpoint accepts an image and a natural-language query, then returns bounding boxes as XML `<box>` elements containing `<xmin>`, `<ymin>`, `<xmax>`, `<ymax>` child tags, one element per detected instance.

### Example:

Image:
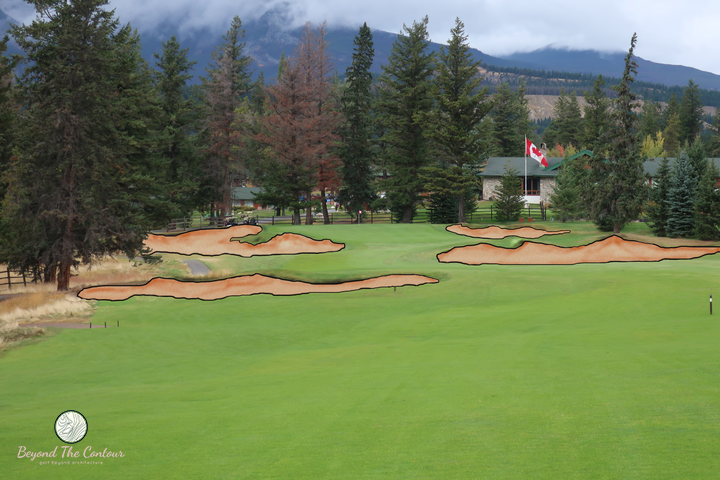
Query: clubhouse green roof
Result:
<box><xmin>481</xmin><ymin>152</ymin><xmax>720</xmax><ymax>178</ymax></box>
<box><xmin>480</xmin><ymin>150</ymin><xmax>592</xmax><ymax>177</ymax></box>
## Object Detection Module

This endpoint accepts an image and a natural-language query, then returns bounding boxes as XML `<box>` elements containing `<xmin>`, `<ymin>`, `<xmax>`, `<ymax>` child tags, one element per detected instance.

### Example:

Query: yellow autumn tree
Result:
<box><xmin>641</xmin><ymin>131</ymin><xmax>667</xmax><ymax>158</ymax></box>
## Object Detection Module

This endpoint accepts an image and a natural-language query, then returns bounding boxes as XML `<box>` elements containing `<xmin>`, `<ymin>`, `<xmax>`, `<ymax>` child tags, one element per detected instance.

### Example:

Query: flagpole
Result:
<box><xmin>524</xmin><ymin>136</ymin><xmax>527</xmax><ymax>202</ymax></box>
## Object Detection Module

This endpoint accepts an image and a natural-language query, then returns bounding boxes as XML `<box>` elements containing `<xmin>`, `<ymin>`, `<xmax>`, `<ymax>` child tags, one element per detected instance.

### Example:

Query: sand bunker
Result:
<box><xmin>447</xmin><ymin>224</ymin><xmax>570</xmax><ymax>239</ymax></box>
<box><xmin>78</xmin><ymin>274</ymin><xmax>439</xmax><ymax>301</ymax></box>
<box><xmin>438</xmin><ymin>235</ymin><xmax>720</xmax><ymax>265</ymax></box>
<box><xmin>145</xmin><ymin>227</ymin><xmax>344</xmax><ymax>257</ymax></box>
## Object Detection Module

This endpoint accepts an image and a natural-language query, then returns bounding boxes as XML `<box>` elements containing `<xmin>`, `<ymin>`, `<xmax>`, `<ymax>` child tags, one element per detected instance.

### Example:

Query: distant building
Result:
<box><xmin>481</xmin><ymin>151</ymin><xmax>720</xmax><ymax>204</ymax></box>
<box><xmin>480</xmin><ymin>150</ymin><xmax>592</xmax><ymax>204</ymax></box>
<box><xmin>232</xmin><ymin>187</ymin><xmax>263</xmax><ymax>209</ymax></box>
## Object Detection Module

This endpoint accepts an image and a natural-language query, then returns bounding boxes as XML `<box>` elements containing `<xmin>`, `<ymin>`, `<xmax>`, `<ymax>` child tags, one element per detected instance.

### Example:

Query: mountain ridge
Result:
<box><xmin>2</xmin><ymin>4</ymin><xmax>720</xmax><ymax>92</ymax></box>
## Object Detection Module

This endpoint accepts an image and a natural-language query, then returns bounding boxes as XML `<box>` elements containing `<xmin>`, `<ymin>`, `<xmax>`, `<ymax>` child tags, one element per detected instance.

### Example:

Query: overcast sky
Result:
<box><xmin>3</xmin><ymin>0</ymin><xmax>720</xmax><ymax>75</ymax></box>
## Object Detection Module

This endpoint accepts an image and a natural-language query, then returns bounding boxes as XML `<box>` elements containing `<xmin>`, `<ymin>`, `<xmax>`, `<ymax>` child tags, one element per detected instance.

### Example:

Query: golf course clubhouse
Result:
<box><xmin>480</xmin><ymin>150</ymin><xmax>592</xmax><ymax>204</ymax></box>
<box><xmin>481</xmin><ymin>151</ymin><xmax>720</xmax><ymax>204</ymax></box>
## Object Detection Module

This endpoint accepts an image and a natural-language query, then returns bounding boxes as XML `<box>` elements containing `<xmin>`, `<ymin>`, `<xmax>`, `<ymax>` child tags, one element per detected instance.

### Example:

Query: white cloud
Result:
<box><xmin>3</xmin><ymin>0</ymin><xmax>720</xmax><ymax>74</ymax></box>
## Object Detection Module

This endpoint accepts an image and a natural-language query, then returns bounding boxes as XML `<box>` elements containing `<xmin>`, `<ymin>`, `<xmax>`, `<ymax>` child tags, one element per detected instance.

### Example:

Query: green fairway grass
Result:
<box><xmin>3</xmin><ymin>223</ymin><xmax>720</xmax><ymax>478</ymax></box>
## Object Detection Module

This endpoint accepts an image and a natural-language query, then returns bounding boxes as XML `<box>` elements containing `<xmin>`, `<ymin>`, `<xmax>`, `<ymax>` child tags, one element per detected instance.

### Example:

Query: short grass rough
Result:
<box><xmin>2</xmin><ymin>222</ymin><xmax>720</xmax><ymax>478</ymax></box>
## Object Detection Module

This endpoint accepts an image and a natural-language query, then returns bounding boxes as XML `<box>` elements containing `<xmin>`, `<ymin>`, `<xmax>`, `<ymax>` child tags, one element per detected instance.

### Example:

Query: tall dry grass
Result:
<box><xmin>0</xmin><ymin>291</ymin><xmax>94</xmax><ymax>351</ymax></box>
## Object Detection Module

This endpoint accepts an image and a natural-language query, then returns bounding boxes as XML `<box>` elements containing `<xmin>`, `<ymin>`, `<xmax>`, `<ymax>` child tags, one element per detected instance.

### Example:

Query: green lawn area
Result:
<box><xmin>3</xmin><ymin>222</ymin><xmax>720</xmax><ymax>478</ymax></box>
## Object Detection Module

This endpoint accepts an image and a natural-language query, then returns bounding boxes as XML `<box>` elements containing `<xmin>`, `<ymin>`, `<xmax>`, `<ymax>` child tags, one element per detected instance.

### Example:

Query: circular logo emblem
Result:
<box><xmin>54</xmin><ymin>410</ymin><xmax>88</xmax><ymax>444</ymax></box>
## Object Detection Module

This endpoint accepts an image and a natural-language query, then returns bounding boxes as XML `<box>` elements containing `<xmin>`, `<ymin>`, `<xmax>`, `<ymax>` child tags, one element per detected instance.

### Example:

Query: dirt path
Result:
<box><xmin>182</xmin><ymin>259</ymin><xmax>211</xmax><ymax>276</ymax></box>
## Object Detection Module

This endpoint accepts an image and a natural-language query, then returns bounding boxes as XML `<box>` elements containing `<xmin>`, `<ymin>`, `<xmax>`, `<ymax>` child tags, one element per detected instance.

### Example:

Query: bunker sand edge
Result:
<box><xmin>78</xmin><ymin>274</ymin><xmax>439</xmax><ymax>301</ymax></box>
<box><xmin>438</xmin><ymin>235</ymin><xmax>720</xmax><ymax>265</ymax></box>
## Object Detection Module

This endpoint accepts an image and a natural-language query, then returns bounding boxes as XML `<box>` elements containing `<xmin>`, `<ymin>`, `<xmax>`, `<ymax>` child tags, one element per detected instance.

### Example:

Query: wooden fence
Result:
<box><xmin>263</xmin><ymin>211</ymin><xmax>431</xmax><ymax>225</ymax></box>
<box><xmin>0</xmin><ymin>267</ymin><xmax>28</xmax><ymax>290</ymax></box>
<box><xmin>467</xmin><ymin>203</ymin><xmax>547</xmax><ymax>222</ymax></box>
<box><xmin>163</xmin><ymin>204</ymin><xmax>546</xmax><ymax>230</ymax></box>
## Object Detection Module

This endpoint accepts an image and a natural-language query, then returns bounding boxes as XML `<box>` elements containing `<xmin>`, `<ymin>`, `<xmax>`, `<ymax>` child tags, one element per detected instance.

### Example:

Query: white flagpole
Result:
<box><xmin>524</xmin><ymin>136</ymin><xmax>527</xmax><ymax>201</ymax></box>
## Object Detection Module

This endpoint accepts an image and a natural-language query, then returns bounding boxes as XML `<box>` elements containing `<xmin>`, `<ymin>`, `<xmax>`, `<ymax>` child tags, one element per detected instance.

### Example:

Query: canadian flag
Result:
<box><xmin>526</xmin><ymin>138</ymin><xmax>549</xmax><ymax>167</ymax></box>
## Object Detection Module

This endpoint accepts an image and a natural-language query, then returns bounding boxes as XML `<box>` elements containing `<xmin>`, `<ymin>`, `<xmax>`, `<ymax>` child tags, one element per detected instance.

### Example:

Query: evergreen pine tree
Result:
<box><xmin>708</xmin><ymin>108</ymin><xmax>720</xmax><ymax>157</ymax></box>
<box><xmin>249</xmin><ymin>72</ymin><xmax>267</xmax><ymax>116</ymax></box>
<box><xmin>678</xmin><ymin>80</ymin><xmax>703</xmax><ymax>145</ymax></box>
<box><xmin>646</xmin><ymin>157</ymin><xmax>671</xmax><ymax>236</ymax></box>
<box><xmin>663</xmin><ymin>112</ymin><xmax>681</xmax><ymax>156</ymax></box>
<box><xmin>587</xmin><ymin>33</ymin><xmax>646</xmax><ymax>234</ymax></box>
<box><xmin>201</xmin><ymin>15</ymin><xmax>253</xmax><ymax>216</ymax></box>
<box><xmin>638</xmin><ymin>100</ymin><xmax>662</xmax><ymax>140</ymax></box>
<box><xmin>495</xmin><ymin>165</ymin><xmax>524</xmax><ymax>221</ymax></box>
<box><xmin>582</xmin><ymin>75</ymin><xmax>610</xmax><ymax>153</ymax></box>
<box><xmin>153</xmin><ymin>35</ymin><xmax>202</xmax><ymax>215</ymax></box>
<box><xmin>427</xmin><ymin>17</ymin><xmax>491</xmax><ymax>222</ymax></box>
<box><xmin>0</xmin><ymin>35</ymin><xmax>19</xmax><ymax>199</ymax></box>
<box><xmin>687</xmin><ymin>137</ymin><xmax>708</xmax><ymax>183</ymax></box>
<box><xmin>547</xmin><ymin>88</ymin><xmax>582</xmax><ymax>148</ymax></box>
<box><xmin>338</xmin><ymin>23</ymin><xmax>376</xmax><ymax>219</ymax></box>
<box><xmin>693</xmin><ymin>159</ymin><xmax>720</xmax><ymax>240</ymax></box>
<box><xmin>663</xmin><ymin>92</ymin><xmax>680</xmax><ymax>129</ymax></box>
<box><xmin>115</xmin><ymin>27</ymin><xmax>182</xmax><ymax>228</ymax></box>
<box><xmin>7</xmin><ymin>0</ymin><xmax>161</xmax><ymax>290</ymax></box>
<box><xmin>548</xmin><ymin>154</ymin><xmax>579</xmax><ymax>222</ymax></box>
<box><xmin>376</xmin><ymin>16</ymin><xmax>435</xmax><ymax>223</ymax></box>
<box><xmin>490</xmin><ymin>82</ymin><xmax>531</xmax><ymax>156</ymax></box>
<box><xmin>542</xmin><ymin>89</ymin><xmax>567</xmax><ymax>147</ymax></box>
<box><xmin>666</xmin><ymin>151</ymin><xmax>697</xmax><ymax>238</ymax></box>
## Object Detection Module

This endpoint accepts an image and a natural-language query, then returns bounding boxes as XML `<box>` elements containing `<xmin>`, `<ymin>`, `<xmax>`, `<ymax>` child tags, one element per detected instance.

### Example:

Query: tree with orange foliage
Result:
<box><xmin>256</xmin><ymin>22</ymin><xmax>342</xmax><ymax>225</ymax></box>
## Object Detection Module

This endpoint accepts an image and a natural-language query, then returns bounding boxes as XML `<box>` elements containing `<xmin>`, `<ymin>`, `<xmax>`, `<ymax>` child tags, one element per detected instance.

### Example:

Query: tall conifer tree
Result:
<box><xmin>425</xmin><ymin>18</ymin><xmax>491</xmax><ymax>223</ymax></box>
<box><xmin>678</xmin><ymin>79</ymin><xmax>703</xmax><ymax>145</ymax></box>
<box><xmin>646</xmin><ymin>157</ymin><xmax>671</xmax><ymax>236</ymax></box>
<box><xmin>694</xmin><ymin>159</ymin><xmax>720</xmax><ymax>240</ymax></box>
<box><xmin>666</xmin><ymin>151</ymin><xmax>697</xmax><ymax>238</ymax></box>
<box><xmin>544</xmin><ymin>88</ymin><xmax>582</xmax><ymax>149</ymax></box>
<box><xmin>154</xmin><ymin>36</ymin><xmax>202</xmax><ymax>215</ymax></box>
<box><xmin>582</xmin><ymin>75</ymin><xmax>610</xmax><ymax>153</ymax></box>
<box><xmin>6</xmin><ymin>0</ymin><xmax>160</xmax><ymax>290</ymax></box>
<box><xmin>490</xmin><ymin>82</ymin><xmax>531</xmax><ymax>156</ymax></box>
<box><xmin>376</xmin><ymin>16</ymin><xmax>435</xmax><ymax>223</ymax></box>
<box><xmin>338</xmin><ymin>23</ymin><xmax>376</xmax><ymax>220</ymax></box>
<box><xmin>201</xmin><ymin>16</ymin><xmax>253</xmax><ymax>216</ymax></box>
<box><xmin>587</xmin><ymin>33</ymin><xmax>646</xmax><ymax>234</ymax></box>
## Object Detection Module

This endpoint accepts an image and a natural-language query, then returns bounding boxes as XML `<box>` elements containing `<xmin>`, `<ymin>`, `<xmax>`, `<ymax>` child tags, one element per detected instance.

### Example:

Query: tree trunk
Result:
<box><xmin>613</xmin><ymin>222</ymin><xmax>621</xmax><ymax>234</ymax></box>
<box><xmin>57</xmin><ymin>260</ymin><xmax>72</xmax><ymax>291</ymax></box>
<box><xmin>402</xmin><ymin>206</ymin><xmax>413</xmax><ymax>223</ymax></box>
<box><xmin>222</xmin><ymin>168</ymin><xmax>232</xmax><ymax>217</ymax></box>
<box><xmin>321</xmin><ymin>187</ymin><xmax>330</xmax><ymax>224</ymax></box>
<box><xmin>44</xmin><ymin>263</ymin><xmax>57</xmax><ymax>284</ymax></box>
<box><xmin>305</xmin><ymin>192</ymin><xmax>313</xmax><ymax>225</ymax></box>
<box><xmin>293</xmin><ymin>208</ymin><xmax>301</xmax><ymax>225</ymax></box>
<box><xmin>458</xmin><ymin>194</ymin><xmax>466</xmax><ymax>224</ymax></box>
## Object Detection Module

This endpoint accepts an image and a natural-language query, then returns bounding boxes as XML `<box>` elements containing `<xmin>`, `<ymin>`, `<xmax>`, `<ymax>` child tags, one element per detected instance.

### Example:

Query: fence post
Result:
<box><xmin>6</xmin><ymin>268</ymin><xmax>10</xmax><ymax>290</ymax></box>
<box><xmin>490</xmin><ymin>205</ymin><xmax>493</xmax><ymax>220</ymax></box>
<box><xmin>272</xmin><ymin>216</ymin><xmax>274</xmax><ymax>226</ymax></box>
<box><xmin>371</xmin><ymin>211</ymin><xmax>373</xmax><ymax>224</ymax></box>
